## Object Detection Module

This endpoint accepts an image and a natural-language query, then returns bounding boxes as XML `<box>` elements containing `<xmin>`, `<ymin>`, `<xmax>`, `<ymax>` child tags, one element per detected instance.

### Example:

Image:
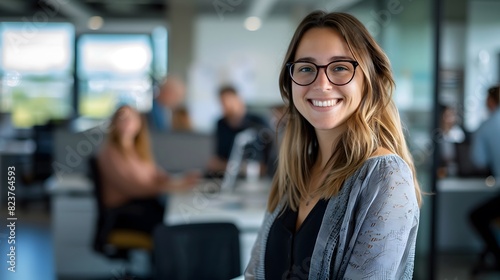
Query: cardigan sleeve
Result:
<box><xmin>244</xmin><ymin>210</ymin><xmax>271</xmax><ymax>280</ymax></box>
<box><xmin>342</xmin><ymin>157</ymin><xmax>419</xmax><ymax>280</ymax></box>
<box><xmin>244</xmin><ymin>228</ymin><xmax>262</xmax><ymax>279</ymax></box>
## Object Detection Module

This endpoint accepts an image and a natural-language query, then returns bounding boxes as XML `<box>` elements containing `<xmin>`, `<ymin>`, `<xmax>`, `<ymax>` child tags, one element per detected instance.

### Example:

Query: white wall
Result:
<box><xmin>464</xmin><ymin>0</ymin><xmax>500</xmax><ymax>131</ymax></box>
<box><xmin>187</xmin><ymin>15</ymin><xmax>295</xmax><ymax>132</ymax></box>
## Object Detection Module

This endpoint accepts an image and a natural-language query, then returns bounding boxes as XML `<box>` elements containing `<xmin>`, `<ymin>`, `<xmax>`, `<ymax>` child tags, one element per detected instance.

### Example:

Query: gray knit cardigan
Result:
<box><xmin>245</xmin><ymin>154</ymin><xmax>420</xmax><ymax>280</ymax></box>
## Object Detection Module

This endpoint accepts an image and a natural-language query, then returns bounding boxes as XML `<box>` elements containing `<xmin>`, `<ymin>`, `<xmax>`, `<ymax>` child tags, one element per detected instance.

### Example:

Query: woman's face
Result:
<box><xmin>114</xmin><ymin>107</ymin><xmax>142</xmax><ymax>139</ymax></box>
<box><xmin>291</xmin><ymin>27</ymin><xmax>364</xmax><ymax>134</ymax></box>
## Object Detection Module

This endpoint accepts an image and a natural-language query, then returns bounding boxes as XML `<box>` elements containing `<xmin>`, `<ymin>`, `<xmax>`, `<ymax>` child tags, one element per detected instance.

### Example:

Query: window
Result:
<box><xmin>77</xmin><ymin>34</ymin><xmax>153</xmax><ymax>119</ymax></box>
<box><xmin>0</xmin><ymin>22</ymin><xmax>74</xmax><ymax>128</ymax></box>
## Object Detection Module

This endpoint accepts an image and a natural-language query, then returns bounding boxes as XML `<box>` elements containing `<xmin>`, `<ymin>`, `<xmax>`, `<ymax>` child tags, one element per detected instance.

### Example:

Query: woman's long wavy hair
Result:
<box><xmin>108</xmin><ymin>105</ymin><xmax>153</xmax><ymax>163</ymax></box>
<box><xmin>268</xmin><ymin>11</ymin><xmax>422</xmax><ymax>212</ymax></box>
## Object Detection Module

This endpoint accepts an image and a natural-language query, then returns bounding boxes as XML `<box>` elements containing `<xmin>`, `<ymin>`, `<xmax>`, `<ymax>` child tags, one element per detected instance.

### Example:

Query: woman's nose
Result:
<box><xmin>313</xmin><ymin>68</ymin><xmax>333</xmax><ymax>90</ymax></box>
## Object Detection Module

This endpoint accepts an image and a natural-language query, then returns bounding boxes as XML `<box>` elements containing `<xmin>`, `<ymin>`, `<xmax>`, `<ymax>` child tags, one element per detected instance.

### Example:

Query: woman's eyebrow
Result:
<box><xmin>295</xmin><ymin>56</ymin><xmax>317</xmax><ymax>62</ymax></box>
<box><xmin>330</xmin><ymin>55</ymin><xmax>354</xmax><ymax>60</ymax></box>
<box><xmin>294</xmin><ymin>55</ymin><xmax>355</xmax><ymax>62</ymax></box>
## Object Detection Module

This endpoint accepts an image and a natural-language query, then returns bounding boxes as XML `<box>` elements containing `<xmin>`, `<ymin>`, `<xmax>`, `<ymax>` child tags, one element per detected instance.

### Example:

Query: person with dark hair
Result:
<box><xmin>470</xmin><ymin>85</ymin><xmax>500</xmax><ymax>272</ymax></box>
<box><xmin>245</xmin><ymin>11</ymin><xmax>421</xmax><ymax>279</ymax></box>
<box><xmin>207</xmin><ymin>85</ymin><xmax>272</xmax><ymax>177</ymax></box>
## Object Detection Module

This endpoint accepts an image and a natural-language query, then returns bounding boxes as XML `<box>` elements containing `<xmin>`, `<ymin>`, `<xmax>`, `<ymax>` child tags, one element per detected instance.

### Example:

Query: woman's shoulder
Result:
<box><xmin>369</xmin><ymin>147</ymin><xmax>393</xmax><ymax>158</ymax></box>
<box><xmin>349</xmin><ymin>152</ymin><xmax>413</xmax><ymax>191</ymax></box>
<box><xmin>335</xmin><ymin>153</ymin><xmax>419</xmax><ymax>215</ymax></box>
<box><xmin>353</xmin><ymin>152</ymin><xmax>415</xmax><ymax>199</ymax></box>
<box><xmin>365</xmin><ymin>148</ymin><xmax>410</xmax><ymax>173</ymax></box>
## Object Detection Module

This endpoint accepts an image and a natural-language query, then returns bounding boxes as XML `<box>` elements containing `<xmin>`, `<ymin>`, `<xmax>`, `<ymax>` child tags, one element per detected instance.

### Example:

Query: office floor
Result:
<box><xmin>2</xmin><ymin>203</ymin><xmax>500</xmax><ymax>280</ymax></box>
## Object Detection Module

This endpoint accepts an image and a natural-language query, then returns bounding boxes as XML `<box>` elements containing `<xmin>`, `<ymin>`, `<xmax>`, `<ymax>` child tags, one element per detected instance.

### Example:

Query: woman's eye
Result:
<box><xmin>299</xmin><ymin>66</ymin><xmax>315</xmax><ymax>72</ymax></box>
<box><xmin>332</xmin><ymin>66</ymin><xmax>349</xmax><ymax>72</ymax></box>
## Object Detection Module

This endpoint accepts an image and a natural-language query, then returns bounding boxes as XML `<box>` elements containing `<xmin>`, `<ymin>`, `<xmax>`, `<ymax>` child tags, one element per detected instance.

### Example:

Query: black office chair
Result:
<box><xmin>88</xmin><ymin>156</ymin><xmax>152</xmax><ymax>263</ymax></box>
<box><xmin>152</xmin><ymin>222</ymin><xmax>241</xmax><ymax>280</ymax></box>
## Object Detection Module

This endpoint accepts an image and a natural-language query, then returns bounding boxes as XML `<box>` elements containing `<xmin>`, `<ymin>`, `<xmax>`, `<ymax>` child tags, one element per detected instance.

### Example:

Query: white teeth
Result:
<box><xmin>312</xmin><ymin>99</ymin><xmax>340</xmax><ymax>107</ymax></box>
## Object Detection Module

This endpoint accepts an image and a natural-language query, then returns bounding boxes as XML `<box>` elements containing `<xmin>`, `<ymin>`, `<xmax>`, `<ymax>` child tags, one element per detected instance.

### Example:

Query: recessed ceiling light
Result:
<box><xmin>88</xmin><ymin>16</ymin><xmax>104</xmax><ymax>30</ymax></box>
<box><xmin>244</xmin><ymin>17</ymin><xmax>261</xmax><ymax>31</ymax></box>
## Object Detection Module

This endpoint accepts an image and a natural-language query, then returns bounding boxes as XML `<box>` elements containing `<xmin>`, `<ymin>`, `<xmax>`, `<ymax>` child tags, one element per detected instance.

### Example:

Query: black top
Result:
<box><xmin>215</xmin><ymin>113</ymin><xmax>271</xmax><ymax>161</ymax></box>
<box><xmin>265</xmin><ymin>199</ymin><xmax>329</xmax><ymax>279</ymax></box>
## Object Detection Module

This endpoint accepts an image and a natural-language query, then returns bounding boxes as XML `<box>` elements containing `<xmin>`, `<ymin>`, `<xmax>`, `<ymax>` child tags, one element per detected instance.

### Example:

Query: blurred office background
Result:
<box><xmin>0</xmin><ymin>0</ymin><xmax>499</xmax><ymax>279</ymax></box>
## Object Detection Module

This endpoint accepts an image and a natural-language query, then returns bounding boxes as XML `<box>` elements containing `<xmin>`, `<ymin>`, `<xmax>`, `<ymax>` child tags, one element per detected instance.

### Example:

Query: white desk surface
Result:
<box><xmin>0</xmin><ymin>139</ymin><xmax>35</xmax><ymax>155</ymax></box>
<box><xmin>165</xmin><ymin>179</ymin><xmax>270</xmax><ymax>231</ymax></box>
<box><xmin>45</xmin><ymin>173</ymin><xmax>93</xmax><ymax>194</ymax></box>
<box><xmin>437</xmin><ymin>177</ymin><xmax>499</xmax><ymax>192</ymax></box>
<box><xmin>46</xmin><ymin>175</ymin><xmax>271</xmax><ymax>232</ymax></box>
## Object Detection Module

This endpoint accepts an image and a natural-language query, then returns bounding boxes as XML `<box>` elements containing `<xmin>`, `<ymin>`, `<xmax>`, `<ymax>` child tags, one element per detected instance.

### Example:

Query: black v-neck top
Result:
<box><xmin>264</xmin><ymin>199</ymin><xmax>329</xmax><ymax>279</ymax></box>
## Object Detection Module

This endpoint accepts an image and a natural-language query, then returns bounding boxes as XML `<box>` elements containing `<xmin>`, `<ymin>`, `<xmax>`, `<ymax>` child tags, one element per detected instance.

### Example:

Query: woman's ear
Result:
<box><xmin>487</xmin><ymin>96</ymin><xmax>495</xmax><ymax>112</ymax></box>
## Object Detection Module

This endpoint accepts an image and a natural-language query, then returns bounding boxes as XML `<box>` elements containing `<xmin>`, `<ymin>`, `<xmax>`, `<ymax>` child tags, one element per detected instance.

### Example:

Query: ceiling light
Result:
<box><xmin>244</xmin><ymin>17</ymin><xmax>261</xmax><ymax>31</ymax></box>
<box><xmin>88</xmin><ymin>16</ymin><xmax>104</xmax><ymax>30</ymax></box>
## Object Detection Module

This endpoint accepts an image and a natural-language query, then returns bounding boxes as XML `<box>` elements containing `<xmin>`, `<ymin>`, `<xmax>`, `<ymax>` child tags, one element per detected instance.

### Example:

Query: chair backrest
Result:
<box><xmin>32</xmin><ymin>123</ymin><xmax>55</xmax><ymax>181</ymax></box>
<box><xmin>88</xmin><ymin>156</ymin><xmax>153</xmax><ymax>261</ymax></box>
<box><xmin>153</xmin><ymin>223</ymin><xmax>241</xmax><ymax>280</ymax></box>
<box><xmin>88</xmin><ymin>156</ymin><xmax>109</xmax><ymax>254</ymax></box>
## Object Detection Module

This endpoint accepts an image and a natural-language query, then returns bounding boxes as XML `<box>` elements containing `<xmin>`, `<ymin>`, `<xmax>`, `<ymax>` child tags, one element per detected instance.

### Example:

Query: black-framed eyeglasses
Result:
<box><xmin>286</xmin><ymin>60</ymin><xmax>359</xmax><ymax>86</ymax></box>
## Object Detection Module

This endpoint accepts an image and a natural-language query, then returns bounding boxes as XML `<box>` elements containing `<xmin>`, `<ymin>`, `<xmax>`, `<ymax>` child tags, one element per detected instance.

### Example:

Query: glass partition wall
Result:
<box><xmin>344</xmin><ymin>1</ymin><xmax>434</xmax><ymax>279</ymax></box>
<box><xmin>344</xmin><ymin>1</ymin><xmax>500</xmax><ymax>278</ymax></box>
<box><xmin>436</xmin><ymin>0</ymin><xmax>500</xmax><ymax>279</ymax></box>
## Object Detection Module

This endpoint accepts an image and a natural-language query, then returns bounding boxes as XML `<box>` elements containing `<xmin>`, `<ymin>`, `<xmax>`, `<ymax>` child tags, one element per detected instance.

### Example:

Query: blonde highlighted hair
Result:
<box><xmin>107</xmin><ymin>105</ymin><xmax>154</xmax><ymax>163</ymax></box>
<box><xmin>268</xmin><ymin>11</ymin><xmax>422</xmax><ymax>212</ymax></box>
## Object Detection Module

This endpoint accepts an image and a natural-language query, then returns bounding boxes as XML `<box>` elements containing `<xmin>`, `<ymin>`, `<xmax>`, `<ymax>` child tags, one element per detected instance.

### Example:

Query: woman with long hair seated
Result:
<box><xmin>97</xmin><ymin>105</ymin><xmax>198</xmax><ymax>234</ymax></box>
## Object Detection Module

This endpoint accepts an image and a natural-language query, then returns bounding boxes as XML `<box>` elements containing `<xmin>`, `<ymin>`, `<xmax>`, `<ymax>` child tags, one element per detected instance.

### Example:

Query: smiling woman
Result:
<box><xmin>245</xmin><ymin>11</ymin><xmax>422</xmax><ymax>280</ymax></box>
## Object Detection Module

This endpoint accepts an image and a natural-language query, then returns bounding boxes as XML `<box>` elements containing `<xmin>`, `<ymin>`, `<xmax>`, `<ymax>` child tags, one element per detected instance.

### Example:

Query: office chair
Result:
<box><xmin>88</xmin><ymin>156</ymin><xmax>153</xmax><ymax>275</ymax></box>
<box><xmin>152</xmin><ymin>222</ymin><xmax>241</xmax><ymax>280</ymax></box>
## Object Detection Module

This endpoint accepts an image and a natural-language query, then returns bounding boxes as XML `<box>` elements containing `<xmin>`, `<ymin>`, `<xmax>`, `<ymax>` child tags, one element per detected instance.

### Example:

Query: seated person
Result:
<box><xmin>469</xmin><ymin>85</ymin><xmax>500</xmax><ymax>271</ymax></box>
<box><xmin>171</xmin><ymin>106</ymin><xmax>192</xmax><ymax>132</ymax></box>
<box><xmin>207</xmin><ymin>85</ymin><xmax>273</xmax><ymax>177</ymax></box>
<box><xmin>437</xmin><ymin>104</ymin><xmax>465</xmax><ymax>177</ymax></box>
<box><xmin>148</xmin><ymin>75</ymin><xmax>189</xmax><ymax>132</ymax></box>
<box><xmin>97</xmin><ymin>105</ymin><xmax>198</xmax><ymax>235</ymax></box>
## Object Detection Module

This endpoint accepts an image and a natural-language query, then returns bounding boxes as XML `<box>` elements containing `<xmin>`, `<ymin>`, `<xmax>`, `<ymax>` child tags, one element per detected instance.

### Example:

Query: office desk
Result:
<box><xmin>165</xmin><ymin>179</ymin><xmax>271</xmax><ymax>273</ymax></box>
<box><xmin>437</xmin><ymin>177</ymin><xmax>499</xmax><ymax>252</ymax></box>
<box><xmin>47</xmin><ymin>175</ymin><xmax>271</xmax><ymax>277</ymax></box>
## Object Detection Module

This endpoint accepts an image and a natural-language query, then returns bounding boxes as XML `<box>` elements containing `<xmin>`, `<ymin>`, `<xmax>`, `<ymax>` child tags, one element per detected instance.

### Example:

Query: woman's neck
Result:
<box><xmin>315</xmin><ymin>128</ymin><xmax>344</xmax><ymax>168</ymax></box>
<box><xmin>120</xmin><ymin>138</ymin><xmax>135</xmax><ymax>151</ymax></box>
